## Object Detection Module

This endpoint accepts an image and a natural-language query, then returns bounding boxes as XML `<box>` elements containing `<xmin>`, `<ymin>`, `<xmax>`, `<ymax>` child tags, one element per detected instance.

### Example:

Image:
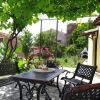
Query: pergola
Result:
<box><xmin>39</xmin><ymin>19</ymin><xmax>59</xmax><ymax>61</ymax></box>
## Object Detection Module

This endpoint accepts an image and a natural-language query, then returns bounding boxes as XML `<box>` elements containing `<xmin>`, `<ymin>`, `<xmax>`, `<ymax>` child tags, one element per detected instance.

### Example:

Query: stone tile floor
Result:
<box><xmin>0</xmin><ymin>68</ymin><xmax>100</xmax><ymax>100</ymax></box>
<box><xmin>0</xmin><ymin>82</ymin><xmax>63</xmax><ymax>100</ymax></box>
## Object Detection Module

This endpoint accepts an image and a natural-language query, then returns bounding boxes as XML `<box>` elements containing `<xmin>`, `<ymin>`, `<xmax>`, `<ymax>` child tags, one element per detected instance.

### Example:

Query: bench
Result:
<box><xmin>0</xmin><ymin>61</ymin><xmax>20</xmax><ymax>87</ymax></box>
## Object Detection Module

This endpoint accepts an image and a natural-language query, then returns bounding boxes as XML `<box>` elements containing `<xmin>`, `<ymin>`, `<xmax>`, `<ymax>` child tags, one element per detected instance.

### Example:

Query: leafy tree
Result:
<box><xmin>21</xmin><ymin>30</ymin><xmax>33</xmax><ymax>60</ymax></box>
<box><xmin>20</xmin><ymin>29</ymin><xmax>33</xmax><ymax>70</ymax></box>
<box><xmin>0</xmin><ymin>0</ymin><xmax>40</xmax><ymax>61</ymax></box>
<box><xmin>66</xmin><ymin>21</ymin><xmax>94</xmax><ymax>55</ymax></box>
<box><xmin>34</xmin><ymin>30</ymin><xmax>56</xmax><ymax>49</ymax></box>
<box><xmin>0</xmin><ymin>0</ymin><xmax>99</xmax><ymax>61</ymax></box>
<box><xmin>34</xmin><ymin>30</ymin><xmax>65</xmax><ymax>57</ymax></box>
<box><xmin>41</xmin><ymin>0</ymin><xmax>100</xmax><ymax>21</ymax></box>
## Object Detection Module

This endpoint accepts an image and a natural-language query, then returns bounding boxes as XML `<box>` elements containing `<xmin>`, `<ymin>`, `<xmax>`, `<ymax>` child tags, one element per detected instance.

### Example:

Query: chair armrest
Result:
<box><xmin>65</xmin><ymin>70</ymin><xmax>74</xmax><ymax>76</ymax></box>
<box><xmin>61</xmin><ymin>70</ymin><xmax>74</xmax><ymax>80</ymax></box>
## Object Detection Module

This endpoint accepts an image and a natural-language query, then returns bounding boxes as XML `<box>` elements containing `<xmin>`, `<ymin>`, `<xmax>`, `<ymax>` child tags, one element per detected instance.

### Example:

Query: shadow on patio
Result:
<box><xmin>0</xmin><ymin>67</ymin><xmax>100</xmax><ymax>100</ymax></box>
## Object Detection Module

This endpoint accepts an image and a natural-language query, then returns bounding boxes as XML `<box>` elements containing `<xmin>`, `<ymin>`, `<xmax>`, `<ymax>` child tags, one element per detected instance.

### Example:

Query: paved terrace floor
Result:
<box><xmin>0</xmin><ymin>68</ymin><xmax>100</xmax><ymax>100</ymax></box>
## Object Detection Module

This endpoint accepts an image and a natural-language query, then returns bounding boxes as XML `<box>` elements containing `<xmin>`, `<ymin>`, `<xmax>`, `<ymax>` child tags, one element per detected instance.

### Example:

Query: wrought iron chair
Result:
<box><xmin>61</xmin><ymin>83</ymin><xmax>100</xmax><ymax>100</ymax></box>
<box><xmin>0</xmin><ymin>61</ymin><xmax>20</xmax><ymax>87</ymax></box>
<box><xmin>61</xmin><ymin>63</ymin><xmax>97</xmax><ymax>86</ymax></box>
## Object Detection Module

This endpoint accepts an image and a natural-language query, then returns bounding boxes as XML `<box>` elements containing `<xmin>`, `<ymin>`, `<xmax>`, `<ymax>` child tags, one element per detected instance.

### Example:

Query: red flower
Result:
<box><xmin>41</xmin><ymin>47</ymin><xmax>53</xmax><ymax>60</ymax></box>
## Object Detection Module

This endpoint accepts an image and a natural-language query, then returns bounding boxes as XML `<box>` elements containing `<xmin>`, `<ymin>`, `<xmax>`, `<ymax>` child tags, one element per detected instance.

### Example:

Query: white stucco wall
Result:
<box><xmin>96</xmin><ymin>26</ymin><xmax>100</xmax><ymax>71</ymax></box>
<box><xmin>87</xmin><ymin>26</ymin><xmax>100</xmax><ymax>71</ymax></box>
<box><xmin>88</xmin><ymin>35</ymin><xmax>94</xmax><ymax>66</ymax></box>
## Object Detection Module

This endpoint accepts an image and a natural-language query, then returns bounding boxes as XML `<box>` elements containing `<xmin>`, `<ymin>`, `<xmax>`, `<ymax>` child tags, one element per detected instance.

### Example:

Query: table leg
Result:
<box><xmin>37</xmin><ymin>84</ymin><xmax>44</xmax><ymax>100</ymax></box>
<box><xmin>37</xmin><ymin>84</ymin><xmax>52</xmax><ymax>100</ymax></box>
<box><xmin>21</xmin><ymin>82</ymin><xmax>37</xmax><ymax>100</ymax></box>
<box><xmin>17</xmin><ymin>81</ymin><xmax>23</xmax><ymax>100</ymax></box>
<box><xmin>57</xmin><ymin>75</ymin><xmax>61</xmax><ymax>97</ymax></box>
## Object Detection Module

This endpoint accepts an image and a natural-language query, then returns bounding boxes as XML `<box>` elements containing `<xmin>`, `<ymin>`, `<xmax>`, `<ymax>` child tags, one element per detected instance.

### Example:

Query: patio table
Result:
<box><xmin>12</xmin><ymin>68</ymin><xmax>65</xmax><ymax>100</ymax></box>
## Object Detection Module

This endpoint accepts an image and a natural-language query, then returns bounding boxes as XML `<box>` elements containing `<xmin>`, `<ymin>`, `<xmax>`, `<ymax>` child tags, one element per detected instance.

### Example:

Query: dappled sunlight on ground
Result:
<box><xmin>0</xmin><ymin>67</ymin><xmax>100</xmax><ymax>100</ymax></box>
<box><xmin>0</xmin><ymin>82</ymin><xmax>63</xmax><ymax>100</ymax></box>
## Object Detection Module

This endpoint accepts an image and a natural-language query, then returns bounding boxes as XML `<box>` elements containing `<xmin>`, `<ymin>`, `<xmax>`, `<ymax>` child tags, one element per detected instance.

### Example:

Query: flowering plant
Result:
<box><xmin>41</xmin><ymin>47</ymin><xmax>53</xmax><ymax>64</ymax></box>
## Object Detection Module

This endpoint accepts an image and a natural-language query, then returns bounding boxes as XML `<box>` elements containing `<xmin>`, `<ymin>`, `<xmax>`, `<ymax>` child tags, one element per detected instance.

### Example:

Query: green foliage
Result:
<box><xmin>41</xmin><ymin>0</ymin><xmax>99</xmax><ymax>21</ymax></box>
<box><xmin>0</xmin><ymin>36</ymin><xmax>8</xmax><ymax>61</ymax></box>
<box><xmin>65</xmin><ymin>44</ymin><xmax>76</xmax><ymax>56</ymax></box>
<box><xmin>66</xmin><ymin>22</ymin><xmax>94</xmax><ymax>55</ymax></box>
<box><xmin>0</xmin><ymin>0</ymin><xmax>99</xmax><ymax>61</ymax></box>
<box><xmin>34</xmin><ymin>30</ymin><xmax>56</xmax><ymax>48</ymax></box>
<box><xmin>0</xmin><ymin>42</ymin><xmax>5</xmax><ymax>61</ymax></box>
<box><xmin>57</xmin><ymin>55</ymin><xmax>83</xmax><ymax>67</ymax></box>
<box><xmin>19</xmin><ymin>30</ymin><xmax>34</xmax><ymax>71</ymax></box>
<box><xmin>0</xmin><ymin>36</ymin><xmax>18</xmax><ymax>62</ymax></box>
<box><xmin>34</xmin><ymin>30</ymin><xmax>56</xmax><ymax>52</ymax></box>
<box><xmin>34</xmin><ymin>30</ymin><xmax>66</xmax><ymax>57</ymax></box>
<box><xmin>0</xmin><ymin>0</ymin><xmax>99</xmax><ymax>31</ymax></box>
<box><xmin>0</xmin><ymin>0</ymin><xmax>40</xmax><ymax>31</ymax></box>
<box><xmin>21</xmin><ymin>29</ymin><xmax>33</xmax><ymax>60</ymax></box>
<box><xmin>55</xmin><ymin>43</ymin><xmax>65</xmax><ymax>57</ymax></box>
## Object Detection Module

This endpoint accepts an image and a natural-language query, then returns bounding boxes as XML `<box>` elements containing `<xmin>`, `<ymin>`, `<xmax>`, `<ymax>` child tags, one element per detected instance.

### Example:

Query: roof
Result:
<box><xmin>93</xmin><ymin>15</ymin><xmax>100</xmax><ymax>26</ymax></box>
<box><xmin>82</xmin><ymin>28</ymin><xmax>99</xmax><ymax>36</ymax></box>
<box><xmin>81</xmin><ymin>28</ymin><xmax>98</xmax><ymax>39</ymax></box>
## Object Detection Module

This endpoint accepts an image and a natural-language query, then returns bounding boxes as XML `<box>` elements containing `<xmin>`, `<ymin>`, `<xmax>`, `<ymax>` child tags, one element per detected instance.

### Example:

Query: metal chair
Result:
<box><xmin>61</xmin><ymin>83</ymin><xmax>100</xmax><ymax>100</ymax></box>
<box><xmin>61</xmin><ymin>63</ymin><xmax>97</xmax><ymax>86</ymax></box>
<box><xmin>0</xmin><ymin>61</ymin><xmax>20</xmax><ymax>87</ymax></box>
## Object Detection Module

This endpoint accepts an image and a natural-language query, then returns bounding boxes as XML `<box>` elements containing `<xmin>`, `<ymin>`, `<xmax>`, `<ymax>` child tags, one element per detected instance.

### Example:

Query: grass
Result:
<box><xmin>18</xmin><ymin>55</ymin><xmax>83</xmax><ymax>72</ymax></box>
<box><xmin>32</xmin><ymin>55</ymin><xmax>83</xmax><ymax>68</ymax></box>
<box><xmin>56</xmin><ymin>56</ymin><xmax>83</xmax><ymax>68</ymax></box>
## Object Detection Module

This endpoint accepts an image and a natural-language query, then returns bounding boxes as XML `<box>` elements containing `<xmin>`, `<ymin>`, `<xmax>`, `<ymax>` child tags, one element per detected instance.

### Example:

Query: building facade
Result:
<box><xmin>83</xmin><ymin>15</ymin><xmax>100</xmax><ymax>72</ymax></box>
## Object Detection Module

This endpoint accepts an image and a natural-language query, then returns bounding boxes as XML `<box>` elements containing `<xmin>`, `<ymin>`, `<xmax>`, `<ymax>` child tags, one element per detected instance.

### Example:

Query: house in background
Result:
<box><xmin>45</xmin><ymin>24</ymin><xmax>78</xmax><ymax>46</ymax></box>
<box><xmin>0</xmin><ymin>31</ymin><xmax>20</xmax><ymax>46</ymax></box>
<box><xmin>83</xmin><ymin>15</ymin><xmax>100</xmax><ymax>72</ymax></box>
<box><xmin>42</xmin><ymin>29</ymin><xmax>67</xmax><ymax>45</ymax></box>
<box><xmin>0</xmin><ymin>31</ymin><xmax>23</xmax><ymax>58</ymax></box>
<box><xmin>0</xmin><ymin>32</ymin><xmax>6</xmax><ymax>42</ymax></box>
<box><xmin>66</xmin><ymin>23</ymin><xmax>77</xmax><ymax>45</ymax></box>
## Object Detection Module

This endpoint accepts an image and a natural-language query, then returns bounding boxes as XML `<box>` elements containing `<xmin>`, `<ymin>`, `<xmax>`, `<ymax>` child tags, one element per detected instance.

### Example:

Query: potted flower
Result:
<box><xmin>41</xmin><ymin>47</ymin><xmax>53</xmax><ymax>65</ymax></box>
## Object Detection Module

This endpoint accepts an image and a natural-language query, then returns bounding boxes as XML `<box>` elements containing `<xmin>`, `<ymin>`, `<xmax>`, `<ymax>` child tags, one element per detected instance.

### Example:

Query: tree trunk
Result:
<box><xmin>2</xmin><ymin>33</ymin><xmax>18</xmax><ymax>62</ymax></box>
<box><xmin>2</xmin><ymin>16</ymin><xmax>20</xmax><ymax>62</ymax></box>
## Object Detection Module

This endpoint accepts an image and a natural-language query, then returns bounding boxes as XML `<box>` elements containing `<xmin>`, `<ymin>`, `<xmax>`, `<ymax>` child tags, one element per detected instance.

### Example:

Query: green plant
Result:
<box><xmin>0</xmin><ymin>0</ymin><xmax>99</xmax><ymax>61</ymax></box>
<box><xmin>34</xmin><ymin>30</ymin><xmax>66</xmax><ymax>58</ymax></box>
<box><xmin>66</xmin><ymin>22</ymin><xmax>94</xmax><ymax>56</ymax></box>
<box><xmin>20</xmin><ymin>29</ymin><xmax>33</xmax><ymax>70</ymax></box>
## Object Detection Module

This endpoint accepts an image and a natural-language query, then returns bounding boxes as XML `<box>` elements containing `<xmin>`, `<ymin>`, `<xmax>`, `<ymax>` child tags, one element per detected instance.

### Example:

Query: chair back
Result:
<box><xmin>61</xmin><ymin>83</ymin><xmax>100</xmax><ymax>100</ymax></box>
<box><xmin>0</xmin><ymin>61</ymin><xmax>20</xmax><ymax>76</ymax></box>
<box><xmin>73</xmin><ymin>63</ymin><xmax>97</xmax><ymax>84</ymax></box>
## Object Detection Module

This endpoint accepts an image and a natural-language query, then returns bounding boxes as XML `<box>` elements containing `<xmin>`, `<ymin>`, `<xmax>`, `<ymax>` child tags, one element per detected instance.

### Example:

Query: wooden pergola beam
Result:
<box><xmin>81</xmin><ymin>28</ymin><xmax>98</xmax><ymax>36</ymax></box>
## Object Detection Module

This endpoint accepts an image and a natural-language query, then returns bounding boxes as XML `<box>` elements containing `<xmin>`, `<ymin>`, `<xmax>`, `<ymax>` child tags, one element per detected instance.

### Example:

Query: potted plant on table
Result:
<box><xmin>41</xmin><ymin>47</ymin><xmax>53</xmax><ymax>65</ymax></box>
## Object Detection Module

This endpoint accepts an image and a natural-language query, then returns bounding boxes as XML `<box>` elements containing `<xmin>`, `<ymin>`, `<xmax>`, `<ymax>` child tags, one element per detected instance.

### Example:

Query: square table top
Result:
<box><xmin>12</xmin><ymin>68</ymin><xmax>65</xmax><ymax>83</ymax></box>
